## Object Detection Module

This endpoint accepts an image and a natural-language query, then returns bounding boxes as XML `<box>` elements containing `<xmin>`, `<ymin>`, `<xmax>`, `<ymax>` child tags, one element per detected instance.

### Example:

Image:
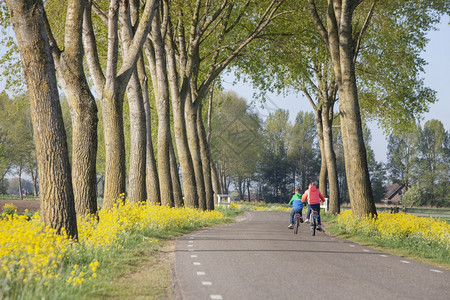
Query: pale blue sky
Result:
<box><xmin>222</xmin><ymin>18</ymin><xmax>450</xmax><ymax>163</ymax></box>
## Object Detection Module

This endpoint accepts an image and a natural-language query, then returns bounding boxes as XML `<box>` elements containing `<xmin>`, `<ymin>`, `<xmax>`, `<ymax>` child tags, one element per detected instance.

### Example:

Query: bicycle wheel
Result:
<box><xmin>294</xmin><ymin>218</ymin><xmax>299</xmax><ymax>234</ymax></box>
<box><xmin>310</xmin><ymin>217</ymin><xmax>316</xmax><ymax>236</ymax></box>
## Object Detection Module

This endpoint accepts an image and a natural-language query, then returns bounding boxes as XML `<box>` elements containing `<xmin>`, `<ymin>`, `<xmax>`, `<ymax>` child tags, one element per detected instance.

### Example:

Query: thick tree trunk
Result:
<box><xmin>141</xmin><ymin>53</ymin><xmax>160</xmax><ymax>204</ymax></box>
<box><xmin>101</xmin><ymin>92</ymin><xmax>127</xmax><ymax>210</ymax></box>
<box><xmin>70</xmin><ymin>95</ymin><xmax>98</xmax><ymax>214</ymax></box>
<box><xmin>165</xmin><ymin>36</ymin><xmax>198</xmax><ymax>208</ymax></box>
<box><xmin>322</xmin><ymin>101</ymin><xmax>340</xmax><ymax>214</ymax></box>
<box><xmin>48</xmin><ymin>0</ymin><xmax>98</xmax><ymax>216</ymax></box>
<box><xmin>7</xmin><ymin>0</ymin><xmax>78</xmax><ymax>238</ymax></box>
<box><xmin>308</xmin><ymin>0</ymin><xmax>376</xmax><ymax>217</ymax></box>
<box><xmin>127</xmin><ymin>66</ymin><xmax>147</xmax><ymax>203</ymax></box>
<box><xmin>335</xmin><ymin>4</ymin><xmax>376</xmax><ymax>217</ymax></box>
<box><xmin>185</xmin><ymin>99</ymin><xmax>207</xmax><ymax>210</ymax></box>
<box><xmin>145</xmin><ymin>13</ymin><xmax>174</xmax><ymax>206</ymax></box>
<box><xmin>143</xmin><ymin>78</ymin><xmax>160</xmax><ymax>204</ymax></box>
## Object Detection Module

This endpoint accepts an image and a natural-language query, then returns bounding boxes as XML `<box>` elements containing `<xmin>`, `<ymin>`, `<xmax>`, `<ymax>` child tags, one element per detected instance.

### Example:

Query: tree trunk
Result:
<box><xmin>47</xmin><ymin>0</ymin><xmax>98</xmax><ymax>216</ymax></box>
<box><xmin>165</xmin><ymin>33</ymin><xmax>198</xmax><ymax>208</ymax></box>
<box><xmin>127</xmin><ymin>65</ymin><xmax>147</xmax><ymax>203</ymax></box>
<box><xmin>315</xmin><ymin>108</ymin><xmax>328</xmax><ymax>196</ymax></box>
<box><xmin>333</xmin><ymin>3</ymin><xmax>376</xmax><ymax>217</ymax></box>
<box><xmin>101</xmin><ymin>91</ymin><xmax>127</xmax><ymax>210</ymax></box>
<box><xmin>7</xmin><ymin>0</ymin><xmax>78</xmax><ymax>238</ymax></box>
<box><xmin>18</xmin><ymin>167</ymin><xmax>23</xmax><ymax>200</ymax></box>
<box><xmin>169</xmin><ymin>140</ymin><xmax>183</xmax><ymax>207</ymax></box>
<box><xmin>197</xmin><ymin>104</ymin><xmax>215</xmax><ymax>210</ymax></box>
<box><xmin>322</xmin><ymin>101</ymin><xmax>340</xmax><ymax>214</ymax></box>
<box><xmin>30</xmin><ymin>169</ymin><xmax>38</xmax><ymax>196</ymax></box>
<box><xmin>141</xmin><ymin>54</ymin><xmax>160</xmax><ymax>204</ymax></box>
<box><xmin>69</xmin><ymin>95</ymin><xmax>98</xmax><ymax>214</ymax></box>
<box><xmin>247</xmin><ymin>178</ymin><xmax>251</xmax><ymax>202</ymax></box>
<box><xmin>211</xmin><ymin>161</ymin><xmax>221</xmax><ymax>204</ymax></box>
<box><xmin>309</xmin><ymin>0</ymin><xmax>376</xmax><ymax>217</ymax></box>
<box><xmin>185</xmin><ymin>99</ymin><xmax>207</xmax><ymax>210</ymax></box>
<box><xmin>145</xmin><ymin>13</ymin><xmax>174</xmax><ymax>207</ymax></box>
<box><xmin>206</xmin><ymin>89</ymin><xmax>221</xmax><ymax>203</ymax></box>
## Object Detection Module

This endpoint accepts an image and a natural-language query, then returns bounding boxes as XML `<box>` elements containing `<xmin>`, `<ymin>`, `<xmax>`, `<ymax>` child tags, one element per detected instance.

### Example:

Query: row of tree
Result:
<box><xmin>210</xmin><ymin>91</ymin><xmax>450</xmax><ymax>208</ymax></box>
<box><xmin>1</xmin><ymin>0</ymin><xmax>448</xmax><ymax>239</ymax></box>
<box><xmin>2</xmin><ymin>0</ymin><xmax>289</xmax><ymax>239</ymax></box>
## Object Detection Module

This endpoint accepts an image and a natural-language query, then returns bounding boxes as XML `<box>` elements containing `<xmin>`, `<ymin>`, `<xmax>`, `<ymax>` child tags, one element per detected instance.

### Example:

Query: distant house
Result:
<box><xmin>383</xmin><ymin>183</ymin><xmax>406</xmax><ymax>205</ymax></box>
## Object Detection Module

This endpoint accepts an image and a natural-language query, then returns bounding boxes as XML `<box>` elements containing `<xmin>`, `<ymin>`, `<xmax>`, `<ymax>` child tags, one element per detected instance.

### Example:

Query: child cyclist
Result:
<box><xmin>288</xmin><ymin>188</ymin><xmax>304</xmax><ymax>229</ymax></box>
<box><xmin>302</xmin><ymin>182</ymin><xmax>325</xmax><ymax>231</ymax></box>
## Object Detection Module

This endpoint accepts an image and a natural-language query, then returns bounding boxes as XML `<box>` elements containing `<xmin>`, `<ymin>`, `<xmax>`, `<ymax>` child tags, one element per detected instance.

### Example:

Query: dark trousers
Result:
<box><xmin>306</xmin><ymin>203</ymin><xmax>321</xmax><ymax>225</ymax></box>
<box><xmin>290</xmin><ymin>209</ymin><xmax>303</xmax><ymax>224</ymax></box>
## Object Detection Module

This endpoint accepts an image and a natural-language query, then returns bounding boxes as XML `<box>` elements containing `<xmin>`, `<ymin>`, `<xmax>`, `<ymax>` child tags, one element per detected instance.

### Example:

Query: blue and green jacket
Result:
<box><xmin>288</xmin><ymin>193</ymin><xmax>303</xmax><ymax>211</ymax></box>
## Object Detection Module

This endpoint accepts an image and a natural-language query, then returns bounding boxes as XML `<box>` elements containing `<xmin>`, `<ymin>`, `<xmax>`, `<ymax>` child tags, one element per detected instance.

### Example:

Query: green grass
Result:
<box><xmin>0</xmin><ymin>195</ymin><xmax>39</xmax><ymax>201</ymax></box>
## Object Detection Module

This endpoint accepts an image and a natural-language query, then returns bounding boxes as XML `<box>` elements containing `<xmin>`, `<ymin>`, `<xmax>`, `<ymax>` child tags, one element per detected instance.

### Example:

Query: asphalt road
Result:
<box><xmin>173</xmin><ymin>211</ymin><xmax>449</xmax><ymax>300</ymax></box>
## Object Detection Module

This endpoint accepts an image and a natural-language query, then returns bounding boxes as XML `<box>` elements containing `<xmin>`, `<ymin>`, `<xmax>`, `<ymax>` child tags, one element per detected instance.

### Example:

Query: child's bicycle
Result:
<box><xmin>293</xmin><ymin>211</ymin><xmax>303</xmax><ymax>234</ymax></box>
<box><xmin>309</xmin><ymin>208</ymin><xmax>321</xmax><ymax>236</ymax></box>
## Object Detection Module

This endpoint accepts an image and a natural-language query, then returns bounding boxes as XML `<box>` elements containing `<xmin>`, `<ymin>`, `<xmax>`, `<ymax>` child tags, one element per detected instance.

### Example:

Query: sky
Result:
<box><xmin>221</xmin><ymin>18</ymin><xmax>450</xmax><ymax>163</ymax></box>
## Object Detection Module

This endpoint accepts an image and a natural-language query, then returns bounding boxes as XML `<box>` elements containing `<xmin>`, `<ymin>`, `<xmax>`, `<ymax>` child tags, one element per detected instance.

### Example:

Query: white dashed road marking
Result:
<box><xmin>380</xmin><ymin>255</ymin><xmax>388</xmax><ymax>257</ymax></box>
<box><xmin>197</xmin><ymin>271</ymin><xmax>206</xmax><ymax>275</ymax></box>
<box><xmin>190</xmin><ymin>255</ymin><xmax>198</xmax><ymax>258</ymax></box>
<box><xmin>401</xmin><ymin>260</ymin><xmax>410</xmax><ymax>264</ymax></box>
<box><xmin>210</xmin><ymin>295</ymin><xmax>223</xmax><ymax>300</ymax></box>
<box><xmin>363</xmin><ymin>249</ymin><xmax>370</xmax><ymax>252</ymax></box>
<box><xmin>193</xmin><ymin>262</ymin><xmax>201</xmax><ymax>266</ymax></box>
<box><xmin>202</xmin><ymin>281</ymin><xmax>212</xmax><ymax>286</ymax></box>
<box><xmin>349</xmin><ymin>245</ymin><xmax>355</xmax><ymax>247</ymax></box>
<box><xmin>430</xmin><ymin>269</ymin><xmax>443</xmax><ymax>273</ymax></box>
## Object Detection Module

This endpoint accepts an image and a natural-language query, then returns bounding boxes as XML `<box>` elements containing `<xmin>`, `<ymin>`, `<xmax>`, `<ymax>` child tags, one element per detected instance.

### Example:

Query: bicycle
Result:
<box><xmin>309</xmin><ymin>207</ymin><xmax>320</xmax><ymax>236</ymax></box>
<box><xmin>293</xmin><ymin>211</ymin><xmax>303</xmax><ymax>234</ymax></box>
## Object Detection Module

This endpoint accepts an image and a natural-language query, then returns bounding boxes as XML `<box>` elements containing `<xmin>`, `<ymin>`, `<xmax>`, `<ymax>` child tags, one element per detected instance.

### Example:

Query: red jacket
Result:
<box><xmin>301</xmin><ymin>185</ymin><xmax>325</xmax><ymax>205</ymax></box>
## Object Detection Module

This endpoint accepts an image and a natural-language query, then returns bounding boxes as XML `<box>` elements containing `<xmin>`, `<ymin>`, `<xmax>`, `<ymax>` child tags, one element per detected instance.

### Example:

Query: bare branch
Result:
<box><xmin>353</xmin><ymin>0</ymin><xmax>376</xmax><ymax>63</ymax></box>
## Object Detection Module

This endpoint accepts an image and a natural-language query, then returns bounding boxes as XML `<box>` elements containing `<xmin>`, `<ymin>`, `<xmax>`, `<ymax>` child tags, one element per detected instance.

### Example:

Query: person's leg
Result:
<box><xmin>290</xmin><ymin>209</ymin><xmax>295</xmax><ymax>225</ymax></box>
<box><xmin>310</xmin><ymin>203</ymin><xmax>321</xmax><ymax>225</ymax></box>
<box><xmin>306</xmin><ymin>205</ymin><xmax>311</xmax><ymax>221</ymax></box>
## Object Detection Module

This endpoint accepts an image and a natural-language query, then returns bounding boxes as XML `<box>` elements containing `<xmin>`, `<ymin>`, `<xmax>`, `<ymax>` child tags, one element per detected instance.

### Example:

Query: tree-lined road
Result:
<box><xmin>173</xmin><ymin>211</ymin><xmax>449</xmax><ymax>300</ymax></box>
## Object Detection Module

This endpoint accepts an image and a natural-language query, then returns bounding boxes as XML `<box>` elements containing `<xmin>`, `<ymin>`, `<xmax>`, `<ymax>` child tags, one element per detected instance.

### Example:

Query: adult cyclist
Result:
<box><xmin>301</xmin><ymin>182</ymin><xmax>325</xmax><ymax>231</ymax></box>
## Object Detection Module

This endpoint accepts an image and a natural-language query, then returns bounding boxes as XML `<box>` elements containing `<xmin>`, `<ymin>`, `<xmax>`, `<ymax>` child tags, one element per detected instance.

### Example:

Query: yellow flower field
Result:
<box><xmin>336</xmin><ymin>210</ymin><xmax>450</xmax><ymax>251</ymax></box>
<box><xmin>0</xmin><ymin>201</ymin><xmax>225</xmax><ymax>297</ymax></box>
